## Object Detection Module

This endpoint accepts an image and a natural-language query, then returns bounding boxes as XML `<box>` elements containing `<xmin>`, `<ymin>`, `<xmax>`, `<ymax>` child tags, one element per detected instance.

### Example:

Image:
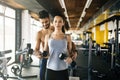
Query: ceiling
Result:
<box><xmin>1</xmin><ymin>0</ymin><xmax>112</xmax><ymax>31</ymax></box>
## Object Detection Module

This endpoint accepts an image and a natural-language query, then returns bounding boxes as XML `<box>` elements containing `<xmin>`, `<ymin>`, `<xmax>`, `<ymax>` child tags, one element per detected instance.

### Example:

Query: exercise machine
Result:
<box><xmin>0</xmin><ymin>50</ymin><xmax>20</xmax><ymax>80</ymax></box>
<box><xmin>11</xmin><ymin>44</ymin><xmax>38</xmax><ymax>79</ymax></box>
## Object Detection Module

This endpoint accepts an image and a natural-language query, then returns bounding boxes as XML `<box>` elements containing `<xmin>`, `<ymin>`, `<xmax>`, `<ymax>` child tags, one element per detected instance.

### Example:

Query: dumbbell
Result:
<box><xmin>59</xmin><ymin>53</ymin><xmax>76</xmax><ymax>68</ymax></box>
<box><xmin>11</xmin><ymin>65</ymin><xmax>20</xmax><ymax>75</ymax></box>
<box><xmin>42</xmin><ymin>51</ymin><xmax>48</xmax><ymax>57</ymax></box>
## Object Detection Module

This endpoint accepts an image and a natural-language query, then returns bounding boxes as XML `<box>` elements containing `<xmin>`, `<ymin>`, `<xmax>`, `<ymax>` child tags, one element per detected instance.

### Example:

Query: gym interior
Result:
<box><xmin>0</xmin><ymin>0</ymin><xmax>120</xmax><ymax>80</ymax></box>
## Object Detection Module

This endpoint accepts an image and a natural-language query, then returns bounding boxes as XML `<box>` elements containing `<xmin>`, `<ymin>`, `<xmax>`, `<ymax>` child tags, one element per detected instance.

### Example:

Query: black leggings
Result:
<box><xmin>45</xmin><ymin>69</ymin><xmax>69</xmax><ymax>80</ymax></box>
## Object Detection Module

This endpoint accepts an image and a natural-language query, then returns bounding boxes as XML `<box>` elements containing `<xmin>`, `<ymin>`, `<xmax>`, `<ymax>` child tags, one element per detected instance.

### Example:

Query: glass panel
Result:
<box><xmin>5</xmin><ymin>17</ymin><xmax>15</xmax><ymax>64</ymax></box>
<box><xmin>119</xmin><ymin>21</ymin><xmax>120</xmax><ymax>43</ymax></box>
<box><xmin>0</xmin><ymin>5</ymin><xmax>4</xmax><ymax>13</ymax></box>
<box><xmin>0</xmin><ymin>16</ymin><xmax>4</xmax><ymax>50</ymax></box>
<box><xmin>5</xmin><ymin>7</ymin><xmax>15</xmax><ymax>18</ymax></box>
<box><xmin>30</xmin><ymin>18</ymin><xmax>42</xmax><ymax>49</ymax></box>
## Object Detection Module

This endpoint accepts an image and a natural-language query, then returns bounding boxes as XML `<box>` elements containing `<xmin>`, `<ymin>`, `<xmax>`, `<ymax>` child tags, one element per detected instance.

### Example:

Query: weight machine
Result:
<box><xmin>16</xmin><ymin>43</ymin><xmax>36</xmax><ymax>67</ymax></box>
<box><xmin>0</xmin><ymin>50</ymin><xmax>19</xmax><ymax>80</ymax></box>
<box><xmin>77</xmin><ymin>38</ymin><xmax>109</xmax><ymax>80</ymax></box>
<box><xmin>91</xmin><ymin>13</ymin><xmax>120</xmax><ymax>80</ymax></box>
<box><xmin>11</xmin><ymin>43</ymin><xmax>38</xmax><ymax>79</ymax></box>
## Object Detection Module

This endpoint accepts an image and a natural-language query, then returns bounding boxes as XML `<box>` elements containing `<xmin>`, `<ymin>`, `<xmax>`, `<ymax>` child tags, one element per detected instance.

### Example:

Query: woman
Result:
<box><xmin>43</xmin><ymin>14</ymin><xmax>73</xmax><ymax>80</ymax></box>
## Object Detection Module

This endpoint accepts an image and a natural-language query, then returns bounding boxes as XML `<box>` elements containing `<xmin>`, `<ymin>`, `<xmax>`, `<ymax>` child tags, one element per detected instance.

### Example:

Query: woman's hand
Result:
<box><xmin>64</xmin><ymin>57</ymin><xmax>73</xmax><ymax>64</ymax></box>
<box><xmin>71</xmin><ymin>52</ymin><xmax>77</xmax><ymax>60</ymax></box>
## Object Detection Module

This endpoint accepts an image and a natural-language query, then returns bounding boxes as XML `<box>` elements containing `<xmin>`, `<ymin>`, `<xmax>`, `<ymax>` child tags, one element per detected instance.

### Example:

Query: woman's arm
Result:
<box><xmin>65</xmin><ymin>35</ymin><xmax>78</xmax><ymax>64</ymax></box>
<box><xmin>67</xmin><ymin>35</ymin><xmax>78</xmax><ymax>60</ymax></box>
<box><xmin>64</xmin><ymin>34</ymin><xmax>73</xmax><ymax>64</ymax></box>
<box><xmin>67</xmin><ymin>34</ymin><xmax>72</xmax><ymax>54</ymax></box>
<box><xmin>71</xmin><ymin>42</ymin><xmax>78</xmax><ymax>60</ymax></box>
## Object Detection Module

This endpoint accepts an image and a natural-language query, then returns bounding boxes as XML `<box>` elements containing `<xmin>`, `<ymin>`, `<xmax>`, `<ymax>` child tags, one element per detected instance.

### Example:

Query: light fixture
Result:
<box><xmin>77</xmin><ymin>18</ymin><xmax>82</xmax><ymax>27</ymax></box>
<box><xmin>59</xmin><ymin>0</ymin><xmax>71</xmax><ymax>27</ymax></box>
<box><xmin>59</xmin><ymin>0</ymin><xmax>64</xmax><ymax>8</ymax></box>
<box><xmin>77</xmin><ymin>0</ymin><xmax>93</xmax><ymax>28</ymax></box>
<box><xmin>81</xmin><ymin>11</ymin><xmax>86</xmax><ymax>18</ymax></box>
<box><xmin>77</xmin><ymin>9</ymin><xmax>85</xmax><ymax>27</ymax></box>
<box><xmin>85</xmin><ymin>0</ymin><xmax>93</xmax><ymax>8</ymax></box>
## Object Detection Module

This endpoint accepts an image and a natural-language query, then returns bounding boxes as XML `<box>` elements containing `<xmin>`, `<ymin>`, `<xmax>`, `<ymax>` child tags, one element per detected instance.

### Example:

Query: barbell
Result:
<box><xmin>0</xmin><ymin>50</ymin><xmax>12</xmax><ymax>54</ymax></box>
<box><xmin>77</xmin><ymin>47</ymin><xmax>108</xmax><ymax>51</ymax></box>
<box><xmin>77</xmin><ymin>45</ymin><xmax>108</xmax><ymax>55</ymax></box>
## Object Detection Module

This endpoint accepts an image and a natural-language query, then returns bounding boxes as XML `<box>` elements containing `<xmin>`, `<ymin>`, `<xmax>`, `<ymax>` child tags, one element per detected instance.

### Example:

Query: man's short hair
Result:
<box><xmin>39</xmin><ymin>10</ymin><xmax>49</xmax><ymax>19</ymax></box>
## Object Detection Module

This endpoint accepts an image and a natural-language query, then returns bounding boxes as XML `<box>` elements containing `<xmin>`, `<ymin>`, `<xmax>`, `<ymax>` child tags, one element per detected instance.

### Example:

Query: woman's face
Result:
<box><xmin>53</xmin><ymin>16</ymin><xmax>64</xmax><ymax>30</ymax></box>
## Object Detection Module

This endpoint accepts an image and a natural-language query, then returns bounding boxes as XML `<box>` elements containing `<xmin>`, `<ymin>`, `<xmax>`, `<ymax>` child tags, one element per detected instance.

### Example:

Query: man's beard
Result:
<box><xmin>44</xmin><ymin>23</ymin><xmax>50</xmax><ymax>29</ymax></box>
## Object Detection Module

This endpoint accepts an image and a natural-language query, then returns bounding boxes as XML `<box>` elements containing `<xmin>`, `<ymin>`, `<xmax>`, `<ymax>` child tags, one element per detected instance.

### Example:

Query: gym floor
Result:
<box><xmin>1</xmin><ymin>50</ymin><xmax>111</xmax><ymax>80</ymax></box>
<box><xmin>7</xmin><ymin>64</ymin><xmax>40</xmax><ymax>80</ymax></box>
<box><xmin>1</xmin><ymin>55</ymin><xmax>40</xmax><ymax>80</ymax></box>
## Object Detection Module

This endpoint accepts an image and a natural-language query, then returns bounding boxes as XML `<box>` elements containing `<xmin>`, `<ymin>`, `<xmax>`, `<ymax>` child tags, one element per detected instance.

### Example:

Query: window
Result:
<box><xmin>0</xmin><ymin>5</ymin><xmax>16</xmax><ymax>64</ymax></box>
<box><xmin>5</xmin><ymin>7</ymin><xmax>15</xmax><ymax>18</ymax></box>
<box><xmin>0</xmin><ymin>15</ymin><xmax>4</xmax><ymax>50</ymax></box>
<box><xmin>30</xmin><ymin>18</ymin><xmax>42</xmax><ymax>49</ymax></box>
<box><xmin>0</xmin><ymin>5</ymin><xmax>4</xmax><ymax>13</ymax></box>
<box><xmin>5</xmin><ymin>17</ymin><xmax>15</xmax><ymax>63</ymax></box>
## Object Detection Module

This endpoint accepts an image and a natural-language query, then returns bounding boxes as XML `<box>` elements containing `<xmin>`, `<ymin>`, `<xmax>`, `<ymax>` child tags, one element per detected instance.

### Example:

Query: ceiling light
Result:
<box><xmin>81</xmin><ymin>11</ymin><xmax>86</xmax><ymax>17</ymax></box>
<box><xmin>59</xmin><ymin>0</ymin><xmax>65</xmax><ymax>8</ymax></box>
<box><xmin>80</xmin><ymin>18</ymin><xmax>82</xmax><ymax>22</ymax></box>
<box><xmin>85</xmin><ymin>0</ymin><xmax>92</xmax><ymax>8</ymax></box>
<box><xmin>59</xmin><ymin>0</ymin><xmax>71</xmax><ymax>27</ymax></box>
<box><xmin>77</xmin><ymin>0</ymin><xmax>92</xmax><ymax>28</ymax></box>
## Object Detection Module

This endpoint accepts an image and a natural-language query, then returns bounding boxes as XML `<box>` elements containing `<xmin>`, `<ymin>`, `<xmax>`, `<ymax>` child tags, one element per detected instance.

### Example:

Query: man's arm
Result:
<box><xmin>43</xmin><ymin>34</ymin><xmax>49</xmax><ymax>52</ymax></box>
<box><xmin>34</xmin><ymin>31</ymin><xmax>42</xmax><ymax>59</ymax></box>
<box><xmin>42</xmin><ymin>34</ymin><xmax>49</xmax><ymax>58</ymax></box>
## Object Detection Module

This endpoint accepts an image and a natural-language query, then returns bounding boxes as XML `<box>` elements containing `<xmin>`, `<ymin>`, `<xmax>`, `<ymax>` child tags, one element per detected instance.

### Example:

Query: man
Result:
<box><xmin>34</xmin><ymin>10</ymin><xmax>53</xmax><ymax>80</ymax></box>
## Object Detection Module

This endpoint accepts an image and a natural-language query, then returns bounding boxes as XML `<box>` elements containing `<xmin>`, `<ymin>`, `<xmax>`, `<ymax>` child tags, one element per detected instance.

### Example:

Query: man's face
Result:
<box><xmin>39</xmin><ymin>17</ymin><xmax>50</xmax><ymax>29</ymax></box>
